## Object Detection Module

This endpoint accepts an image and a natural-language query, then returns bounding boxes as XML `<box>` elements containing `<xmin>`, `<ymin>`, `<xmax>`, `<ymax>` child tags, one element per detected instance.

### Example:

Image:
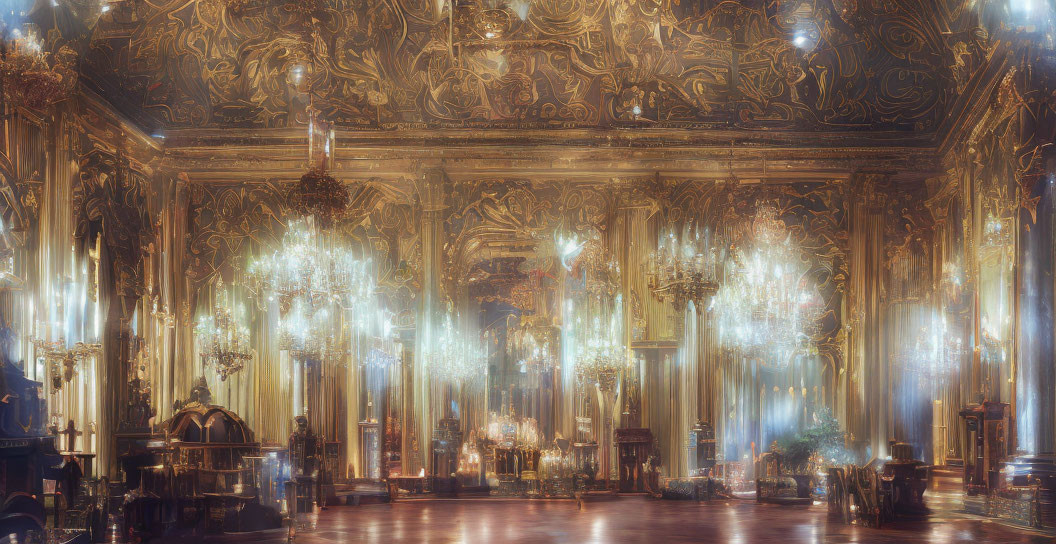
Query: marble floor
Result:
<box><xmin>289</xmin><ymin>495</ymin><xmax>1055</xmax><ymax>543</ymax></box>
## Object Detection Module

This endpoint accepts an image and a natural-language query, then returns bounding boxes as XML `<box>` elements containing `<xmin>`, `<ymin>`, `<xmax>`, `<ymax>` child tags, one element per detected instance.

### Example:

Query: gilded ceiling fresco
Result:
<box><xmin>71</xmin><ymin>0</ymin><xmax>957</xmax><ymax>132</ymax></box>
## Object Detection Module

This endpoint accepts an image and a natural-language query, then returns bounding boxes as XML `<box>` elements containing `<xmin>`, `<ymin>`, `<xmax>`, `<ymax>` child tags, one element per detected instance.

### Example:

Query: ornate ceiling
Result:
<box><xmin>56</xmin><ymin>0</ymin><xmax>982</xmax><ymax>133</ymax></box>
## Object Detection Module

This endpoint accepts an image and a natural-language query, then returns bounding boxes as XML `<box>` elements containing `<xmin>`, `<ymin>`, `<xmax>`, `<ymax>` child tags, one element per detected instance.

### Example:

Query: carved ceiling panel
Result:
<box><xmin>68</xmin><ymin>0</ymin><xmax>955</xmax><ymax>132</ymax></box>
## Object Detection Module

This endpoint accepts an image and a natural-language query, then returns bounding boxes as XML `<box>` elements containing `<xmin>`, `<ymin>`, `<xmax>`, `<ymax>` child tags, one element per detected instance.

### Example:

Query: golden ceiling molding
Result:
<box><xmin>934</xmin><ymin>41</ymin><xmax>1014</xmax><ymax>159</ymax></box>
<box><xmin>157</xmin><ymin>140</ymin><xmax>938</xmax><ymax>185</ymax></box>
<box><xmin>74</xmin><ymin>89</ymin><xmax>164</xmax><ymax>155</ymax></box>
<box><xmin>158</xmin><ymin>126</ymin><xmax>939</xmax><ymax>148</ymax></box>
<box><xmin>77</xmin><ymin>0</ymin><xmax>953</xmax><ymax>132</ymax></box>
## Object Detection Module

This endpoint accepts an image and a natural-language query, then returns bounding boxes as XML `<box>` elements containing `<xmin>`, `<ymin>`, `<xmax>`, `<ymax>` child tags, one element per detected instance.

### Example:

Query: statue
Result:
<box><xmin>289</xmin><ymin>416</ymin><xmax>321</xmax><ymax>478</ymax></box>
<box><xmin>120</xmin><ymin>376</ymin><xmax>155</xmax><ymax>432</ymax></box>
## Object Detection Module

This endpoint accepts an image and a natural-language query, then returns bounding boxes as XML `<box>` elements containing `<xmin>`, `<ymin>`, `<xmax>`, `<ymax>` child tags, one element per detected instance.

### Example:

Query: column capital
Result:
<box><xmin>416</xmin><ymin>167</ymin><xmax>448</xmax><ymax>212</ymax></box>
<box><xmin>850</xmin><ymin>171</ymin><xmax>892</xmax><ymax>209</ymax></box>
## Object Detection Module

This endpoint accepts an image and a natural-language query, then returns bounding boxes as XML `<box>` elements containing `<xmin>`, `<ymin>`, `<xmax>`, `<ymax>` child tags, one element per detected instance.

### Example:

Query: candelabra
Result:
<box><xmin>647</xmin><ymin>221</ymin><xmax>724</xmax><ymax>317</ymax></box>
<box><xmin>194</xmin><ymin>278</ymin><xmax>252</xmax><ymax>381</ymax></box>
<box><xmin>32</xmin><ymin>339</ymin><xmax>101</xmax><ymax>390</ymax></box>
<box><xmin>31</xmin><ymin>268</ymin><xmax>101</xmax><ymax>390</ymax></box>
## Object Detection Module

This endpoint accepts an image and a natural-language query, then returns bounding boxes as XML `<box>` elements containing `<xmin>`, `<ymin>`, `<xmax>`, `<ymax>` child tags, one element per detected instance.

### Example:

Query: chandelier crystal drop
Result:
<box><xmin>711</xmin><ymin>202</ymin><xmax>822</xmax><ymax>368</ymax></box>
<box><xmin>194</xmin><ymin>278</ymin><xmax>253</xmax><ymax>381</ymax></box>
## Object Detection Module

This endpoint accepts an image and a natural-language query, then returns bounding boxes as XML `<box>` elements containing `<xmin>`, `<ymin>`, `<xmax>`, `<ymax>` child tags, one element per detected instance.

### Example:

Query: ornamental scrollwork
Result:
<box><xmin>74</xmin><ymin>149</ymin><xmax>156</xmax><ymax>302</ymax></box>
<box><xmin>77</xmin><ymin>0</ymin><xmax>952</xmax><ymax>132</ymax></box>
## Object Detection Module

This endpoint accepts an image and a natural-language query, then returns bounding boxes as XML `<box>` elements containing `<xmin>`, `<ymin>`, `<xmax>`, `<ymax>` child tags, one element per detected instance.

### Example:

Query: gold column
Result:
<box><xmin>400</xmin><ymin>341</ymin><xmax>415</xmax><ymax>476</ymax></box>
<box><xmin>144</xmin><ymin>173</ymin><xmax>179</xmax><ymax>424</ymax></box>
<box><xmin>846</xmin><ymin>172</ymin><xmax>888</xmax><ymax>460</ymax></box>
<box><xmin>173</xmin><ymin>175</ymin><xmax>197</xmax><ymax>415</ymax></box>
<box><xmin>624</xmin><ymin>184</ymin><xmax>683</xmax><ymax>477</ymax></box>
<box><xmin>413</xmin><ymin>167</ymin><xmax>447</xmax><ymax>475</ymax></box>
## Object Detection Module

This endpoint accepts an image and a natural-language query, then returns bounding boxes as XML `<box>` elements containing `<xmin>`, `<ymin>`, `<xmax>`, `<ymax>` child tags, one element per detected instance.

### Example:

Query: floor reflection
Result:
<box><xmin>293</xmin><ymin>496</ymin><xmax>1054</xmax><ymax>543</ymax></box>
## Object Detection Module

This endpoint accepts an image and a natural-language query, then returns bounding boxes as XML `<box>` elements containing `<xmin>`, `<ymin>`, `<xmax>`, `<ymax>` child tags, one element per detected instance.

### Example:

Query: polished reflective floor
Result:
<box><xmin>290</xmin><ymin>496</ymin><xmax>1054</xmax><ymax>543</ymax></box>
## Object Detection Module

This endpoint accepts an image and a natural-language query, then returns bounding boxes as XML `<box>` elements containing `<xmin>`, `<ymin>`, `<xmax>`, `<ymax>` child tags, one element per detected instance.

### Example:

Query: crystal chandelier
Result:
<box><xmin>712</xmin><ymin>202</ymin><xmax>822</xmax><ymax>368</ymax></box>
<box><xmin>31</xmin><ymin>267</ymin><xmax>101</xmax><ymax>390</ymax></box>
<box><xmin>277</xmin><ymin>297</ymin><xmax>333</xmax><ymax>360</ymax></box>
<box><xmin>750</xmin><ymin>201</ymin><xmax>787</xmax><ymax>245</ymax></box>
<box><xmin>429</xmin><ymin>313</ymin><xmax>488</xmax><ymax>385</ymax></box>
<box><xmin>0</xmin><ymin>25</ymin><xmax>77</xmax><ymax>110</ymax></box>
<box><xmin>194</xmin><ymin>278</ymin><xmax>252</xmax><ymax>381</ymax></box>
<box><xmin>647</xmin><ymin>221</ymin><xmax>724</xmax><ymax>311</ymax></box>
<box><xmin>572</xmin><ymin>311</ymin><xmax>624</xmax><ymax>391</ymax></box>
<box><xmin>566</xmin><ymin>237</ymin><xmax>625</xmax><ymax>391</ymax></box>
<box><xmin>507</xmin><ymin>316</ymin><xmax>556</xmax><ymax>373</ymax></box>
<box><xmin>33</xmin><ymin>340</ymin><xmax>101</xmax><ymax>391</ymax></box>
<box><xmin>245</xmin><ymin>218</ymin><xmax>375</xmax><ymax>313</ymax></box>
<box><xmin>896</xmin><ymin>313</ymin><xmax>965</xmax><ymax>387</ymax></box>
<box><xmin>248</xmin><ymin>219</ymin><xmax>377</xmax><ymax>368</ymax></box>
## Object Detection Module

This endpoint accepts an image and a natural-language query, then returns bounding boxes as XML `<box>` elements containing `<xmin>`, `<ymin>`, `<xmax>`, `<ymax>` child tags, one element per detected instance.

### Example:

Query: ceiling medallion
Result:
<box><xmin>0</xmin><ymin>26</ymin><xmax>77</xmax><ymax>110</ymax></box>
